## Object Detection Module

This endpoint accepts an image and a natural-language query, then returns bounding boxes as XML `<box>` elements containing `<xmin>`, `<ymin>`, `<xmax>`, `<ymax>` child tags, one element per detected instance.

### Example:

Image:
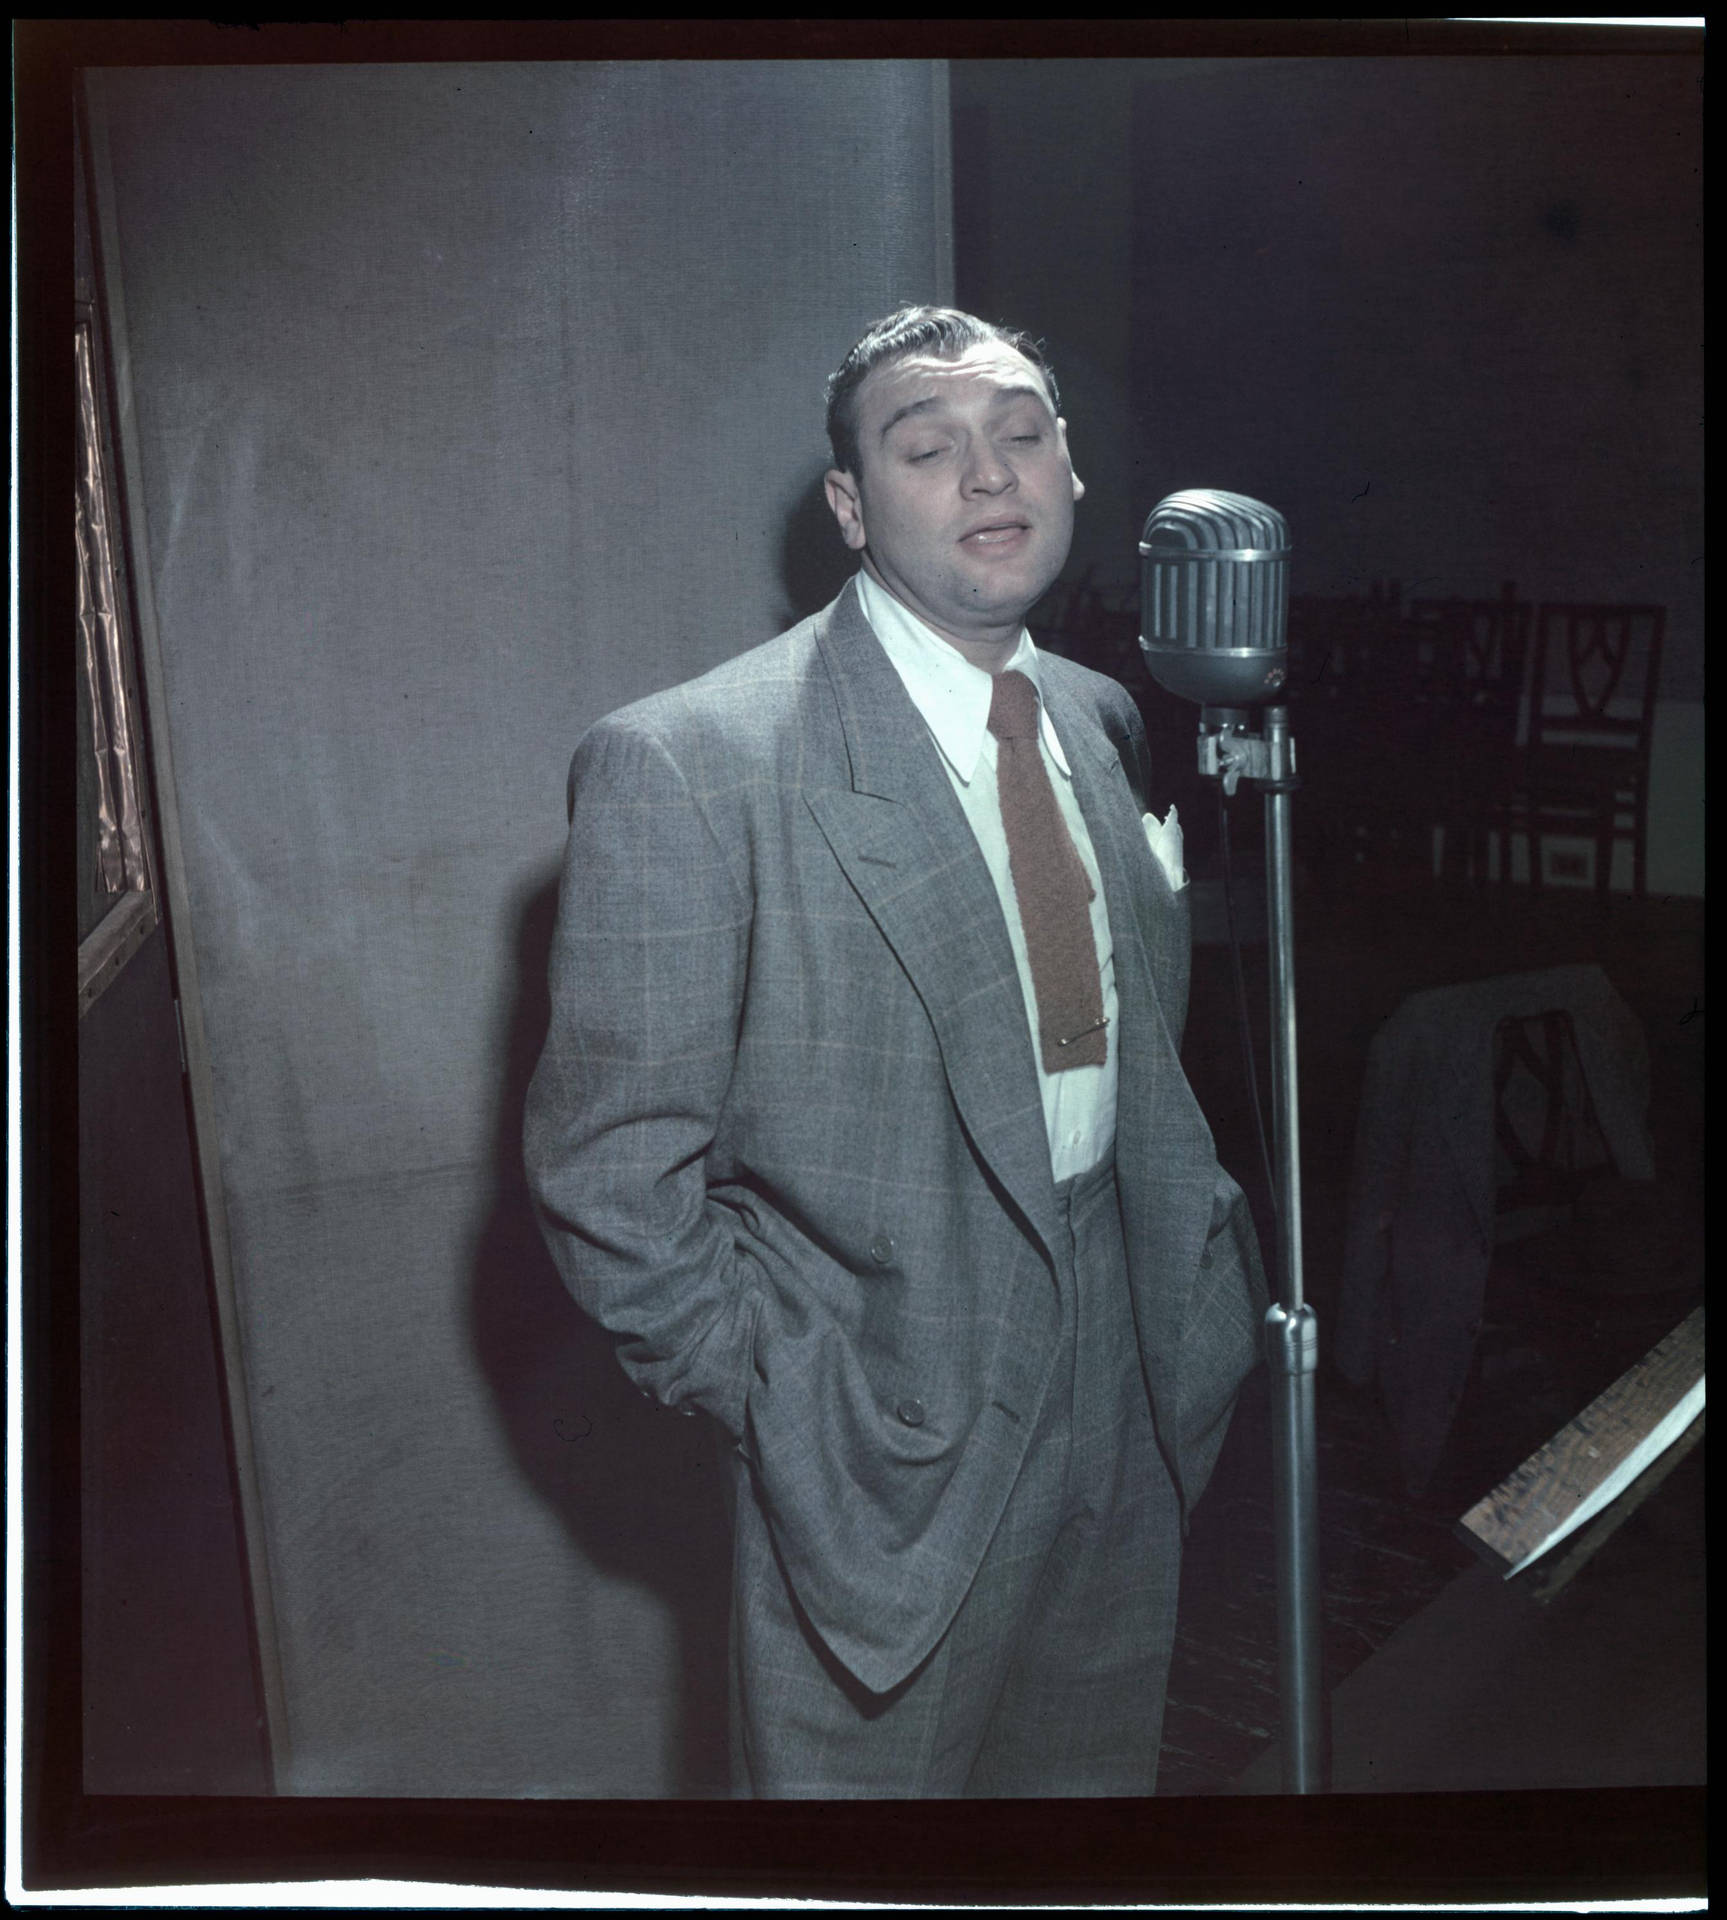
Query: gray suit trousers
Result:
<box><xmin>728</xmin><ymin>1156</ymin><xmax>1183</xmax><ymax>1797</ymax></box>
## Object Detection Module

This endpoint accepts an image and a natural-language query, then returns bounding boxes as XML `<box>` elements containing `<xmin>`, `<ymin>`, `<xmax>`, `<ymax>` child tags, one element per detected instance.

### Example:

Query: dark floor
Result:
<box><xmin>1231</xmin><ymin>1439</ymin><xmax>1706</xmax><ymax>1796</ymax></box>
<box><xmin>1156</xmin><ymin>855</ymin><xmax>1705</xmax><ymax>1796</ymax></box>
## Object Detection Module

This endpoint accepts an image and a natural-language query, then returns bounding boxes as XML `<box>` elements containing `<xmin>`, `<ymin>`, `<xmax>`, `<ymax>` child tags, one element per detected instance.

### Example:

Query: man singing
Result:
<box><xmin>524</xmin><ymin>306</ymin><xmax>1266</xmax><ymax>1796</ymax></box>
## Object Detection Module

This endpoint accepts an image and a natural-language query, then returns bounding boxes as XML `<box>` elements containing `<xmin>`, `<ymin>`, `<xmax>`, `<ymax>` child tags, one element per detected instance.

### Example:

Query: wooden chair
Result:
<box><xmin>1510</xmin><ymin>603</ymin><xmax>1665</xmax><ymax>899</ymax></box>
<box><xmin>1287</xmin><ymin>582</ymin><xmax>1421</xmax><ymax>878</ymax></box>
<box><xmin>1332</xmin><ymin>962</ymin><xmax>1656</xmax><ymax>1496</ymax></box>
<box><xmin>1404</xmin><ymin>583</ymin><xmax>1532</xmax><ymax>883</ymax></box>
<box><xmin>1287</xmin><ymin>579</ymin><xmax>1404</xmax><ymax>699</ymax></box>
<box><xmin>1435</xmin><ymin>1003</ymin><xmax>1683</xmax><ymax>1509</ymax></box>
<box><xmin>1490</xmin><ymin>1005</ymin><xmax>1617</xmax><ymax>1242</ymax></box>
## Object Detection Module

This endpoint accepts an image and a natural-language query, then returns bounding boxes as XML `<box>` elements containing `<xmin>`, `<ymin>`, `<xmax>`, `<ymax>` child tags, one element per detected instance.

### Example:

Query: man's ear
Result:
<box><xmin>824</xmin><ymin>469</ymin><xmax>868</xmax><ymax>552</ymax></box>
<box><xmin>1056</xmin><ymin>418</ymin><xmax>1086</xmax><ymax>503</ymax></box>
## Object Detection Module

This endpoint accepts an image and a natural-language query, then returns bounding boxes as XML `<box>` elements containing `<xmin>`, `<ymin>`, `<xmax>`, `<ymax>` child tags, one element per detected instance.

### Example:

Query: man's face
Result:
<box><xmin>824</xmin><ymin>341</ymin><xmax>1084</xmax><ymax>653</ymax></box>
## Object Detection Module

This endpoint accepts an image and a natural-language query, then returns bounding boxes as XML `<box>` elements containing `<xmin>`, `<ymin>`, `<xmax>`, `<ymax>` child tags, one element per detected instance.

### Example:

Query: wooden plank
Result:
<box><xmin>1522</xmin><ymin>1409</ymin><xmax>1704</xmax><ymax>1603</ymax></box>
<box><xmin>77</xmin><ymin>886</ymin><xmax>160</xmax><ymax>1016</ymax></box>
<box><xmin>1457</xmin><ymin>1305</ymin><xmax>1704</xmax><ymax>1575</ymax></box>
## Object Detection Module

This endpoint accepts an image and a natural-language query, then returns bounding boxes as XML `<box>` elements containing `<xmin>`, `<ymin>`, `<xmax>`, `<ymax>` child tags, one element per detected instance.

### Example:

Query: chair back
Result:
<box><xmin>1407</xmin><ymin>582</ymin><xmax>1531</xmax><ymax>715</ymax></box>
<box><xmin>1288</xmin><ymin>579</ymin><xmax>1403</xmax><ymax>697</ymax></box>
<box><xmin>1492</xmin><ymin>1007</ymin><xmax>1617</xmax><ymax>1238</ymax></box>
<box><xmin>1528</xmin><ymin>604</ymin><xmax>1665</xmax><ymax>765</ymax></box>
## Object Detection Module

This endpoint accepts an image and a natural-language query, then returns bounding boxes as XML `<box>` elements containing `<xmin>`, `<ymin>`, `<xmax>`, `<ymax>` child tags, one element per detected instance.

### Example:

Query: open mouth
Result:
<box><xmin>960</xmin><ymin>520</ymin><xmax>1031</xmax><ymax>549</ymax></box>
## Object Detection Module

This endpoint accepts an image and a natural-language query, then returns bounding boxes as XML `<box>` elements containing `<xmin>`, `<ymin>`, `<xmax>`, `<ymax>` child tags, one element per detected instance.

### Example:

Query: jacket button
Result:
<box><xmin>1200</xmin><ymin>1248</ymin><xmax>1214</xmax><ymax>1270</ymax></box>
<box><xmin>896</xmin><ymin>1398</ymin><xmax>926</xmax><ymax>1428</ymax></box>
<box><xmin>870</xmin><ymin>1234</ymin><xmax>896</xmax><ymax>1266</ymax></box>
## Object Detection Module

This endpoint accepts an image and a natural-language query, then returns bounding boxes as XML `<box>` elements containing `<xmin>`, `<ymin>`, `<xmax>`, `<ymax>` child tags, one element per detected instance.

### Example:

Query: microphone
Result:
<box><xmin>1138</xmin><ymin>489</ymin><xmax>1290</xmax><ymax>707</ymax></box>
<box><xmin>1140</xmin><ymin>496</ymin><xmax>1323</xmax><ymax>1794</ymax></box>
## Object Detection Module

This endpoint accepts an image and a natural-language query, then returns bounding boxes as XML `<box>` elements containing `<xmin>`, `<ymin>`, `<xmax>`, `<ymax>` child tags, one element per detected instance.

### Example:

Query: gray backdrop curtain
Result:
<box><xmin>87</xmin><ymin>59</ymin><xmax>951</xmax><ymax>1797</ymax></box>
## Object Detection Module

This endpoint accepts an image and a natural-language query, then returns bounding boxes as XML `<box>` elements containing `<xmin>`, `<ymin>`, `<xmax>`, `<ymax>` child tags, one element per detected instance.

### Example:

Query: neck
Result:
<box><xmin>943</xmin><ymin>630</ymin><xmax>1023</xmax><ymax>675</ymax></box>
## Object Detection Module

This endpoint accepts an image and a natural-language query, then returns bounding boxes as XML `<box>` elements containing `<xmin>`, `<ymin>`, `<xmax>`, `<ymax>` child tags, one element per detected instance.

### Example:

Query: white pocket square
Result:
<box><xmin>1142</xmin><ymin>805</ymin><xmax>1189</xmax><ymax>893</ymax></box>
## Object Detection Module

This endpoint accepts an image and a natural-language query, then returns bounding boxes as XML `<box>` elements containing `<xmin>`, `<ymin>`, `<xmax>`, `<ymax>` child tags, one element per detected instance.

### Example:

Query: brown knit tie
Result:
<box><xmin>987</xmin><ymin>669</ymin><xmax>1107</xmax><ymax>1072</ymax></box>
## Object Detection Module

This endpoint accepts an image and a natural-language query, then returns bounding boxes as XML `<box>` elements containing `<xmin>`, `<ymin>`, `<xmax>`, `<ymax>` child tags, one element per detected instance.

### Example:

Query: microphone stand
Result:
<box><xmin>1200</xmin><ymin>702</ymin><xmax>1329</xmax><ymax>1795</ymax></box>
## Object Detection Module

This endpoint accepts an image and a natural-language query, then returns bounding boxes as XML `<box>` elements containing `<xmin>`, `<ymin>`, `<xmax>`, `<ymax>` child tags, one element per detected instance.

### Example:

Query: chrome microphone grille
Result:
<box><xmin>1139</xmin><ymin>489</ymin><xmax>1291</xmax><ymax>706</ymax></box>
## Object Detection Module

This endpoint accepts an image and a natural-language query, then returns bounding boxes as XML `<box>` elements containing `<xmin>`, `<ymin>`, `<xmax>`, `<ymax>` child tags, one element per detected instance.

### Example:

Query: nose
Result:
<box><xmin>961</xmin><ymin>439</ymin><xmax>1016</xmax><ymax>495</ymax></box>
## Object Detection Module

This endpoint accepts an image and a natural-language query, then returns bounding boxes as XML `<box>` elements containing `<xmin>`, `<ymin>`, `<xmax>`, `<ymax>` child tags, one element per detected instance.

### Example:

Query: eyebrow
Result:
<box><xmin>877</xmin><ymin>383</ymin><xmax>1051</xmax><ymax>442</ymax></box>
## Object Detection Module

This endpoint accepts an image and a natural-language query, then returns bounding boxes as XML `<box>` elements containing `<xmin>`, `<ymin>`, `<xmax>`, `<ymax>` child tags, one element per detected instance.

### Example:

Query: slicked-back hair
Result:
<box><xmin>824</xmin><ymin>305</ymin><xmax>1059</xmax><ymax>478</ymax></box>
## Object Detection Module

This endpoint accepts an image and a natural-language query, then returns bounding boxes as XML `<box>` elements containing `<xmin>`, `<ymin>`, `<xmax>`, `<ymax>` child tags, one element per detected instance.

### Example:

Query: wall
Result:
<box><xmin>951</xmin><ymin>56</ymin><xmax>1702</xmax><ymax>893</ymax></box>
<box><xmin>88</xmin><ymin>59</ymin><xmax>949</xmax><ymax>1797</ymax></box>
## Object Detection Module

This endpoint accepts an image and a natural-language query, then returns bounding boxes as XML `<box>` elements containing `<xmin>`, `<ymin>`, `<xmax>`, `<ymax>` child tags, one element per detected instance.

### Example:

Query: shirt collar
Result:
<box><xmin>855</xmin><ymin>567</ymin><xmax>1071</xmax><ymax>785</ymax></box>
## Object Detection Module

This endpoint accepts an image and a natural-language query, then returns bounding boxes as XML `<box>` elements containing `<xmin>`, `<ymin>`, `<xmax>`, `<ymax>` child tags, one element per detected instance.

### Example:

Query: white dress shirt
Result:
<box><xmin>856</xmin><ymin>568</ymin><xmax>1118</xmax><ymax>1181</ymax></box>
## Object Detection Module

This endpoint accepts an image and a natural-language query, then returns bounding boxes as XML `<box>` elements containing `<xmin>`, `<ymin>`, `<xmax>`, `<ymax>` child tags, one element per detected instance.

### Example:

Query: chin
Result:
<box><xmin>965</xmin><ymin>550</ymin><xmax>1055</xmax><ymax>597</ymax></box>
<box><xmin>981</xmin><ymin>571</ymin><xmax>1061</xmax><ymax>625</ymax></box>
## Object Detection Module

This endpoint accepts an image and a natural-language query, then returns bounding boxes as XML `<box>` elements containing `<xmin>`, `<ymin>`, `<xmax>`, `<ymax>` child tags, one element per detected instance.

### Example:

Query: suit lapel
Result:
<box><xmin>806</xmin><ymin>587</ymin><xmax>1061</xmax><ymax>1262</ymax></box>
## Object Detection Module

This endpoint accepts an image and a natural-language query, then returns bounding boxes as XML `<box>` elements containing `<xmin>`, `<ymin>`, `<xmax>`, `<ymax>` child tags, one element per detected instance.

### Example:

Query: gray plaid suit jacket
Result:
<box><xmin>524</xmin><ymin>578</ymin><xmax>1266</xmax><ymax>1695</ymax></box>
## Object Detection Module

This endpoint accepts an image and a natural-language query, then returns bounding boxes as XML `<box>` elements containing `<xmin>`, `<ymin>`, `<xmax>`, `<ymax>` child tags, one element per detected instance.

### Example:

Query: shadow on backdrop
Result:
<box><xmin>467</xmin><ymin>866</ymin><xmax>734</xmax><ymax>1798</ymax></box>
<box><xmin>467</xmin><ymin>480</ymin><xmax>870</xmax><ymax>1797</ymax></box>
<box><xmin>776</xmin><ymin>464</ymin><xmax>856</xmax><ymax>629</ymax></box>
